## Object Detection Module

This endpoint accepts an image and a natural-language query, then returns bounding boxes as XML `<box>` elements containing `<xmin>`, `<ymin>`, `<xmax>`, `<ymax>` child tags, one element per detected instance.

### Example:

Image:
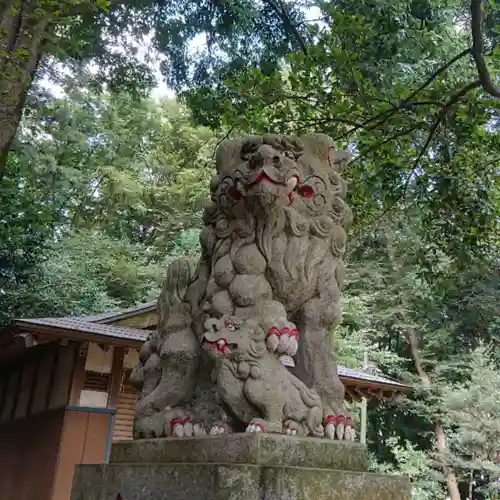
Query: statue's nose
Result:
<box><xmin>204</xmin><ymin>318</ymin><xmax>219</xmax><ymax>332</ymax></box>
<box><xmin>249</xmin><ymin>149</ymin><xmax>283</xmax><ymax>170</ymax></box>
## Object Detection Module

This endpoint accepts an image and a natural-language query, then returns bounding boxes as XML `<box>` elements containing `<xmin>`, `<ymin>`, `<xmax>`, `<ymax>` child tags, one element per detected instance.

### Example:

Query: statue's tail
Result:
<box><xmin>130</xmin><ymin>259</ymin><xmax>199</xmax><ymax>423</ymax></box>
<box><xmin>289</xmin><ymin>372</ymin><xmax>322</xmax><ymax>409</ymax></box>
<box><xmin>288</xmin><ymin>375</ymin><xmax>324</xmax><ymax>437</ymax></box>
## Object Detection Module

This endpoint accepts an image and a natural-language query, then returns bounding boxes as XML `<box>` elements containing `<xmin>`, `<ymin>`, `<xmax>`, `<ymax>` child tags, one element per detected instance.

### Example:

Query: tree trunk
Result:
<box><xmin>407</xmin><ymin>326</ymin><xmax>461</xmax><ymax>500</ymax></box>
<box><xmin>0</xmin><ymin>0</ymin><xmax>50</xmax><ymax>181</ymax></box>
<box><xmin>385</xmin><ymin>234</ymin><xmax>461</xmax><ymax>500</ymax></box>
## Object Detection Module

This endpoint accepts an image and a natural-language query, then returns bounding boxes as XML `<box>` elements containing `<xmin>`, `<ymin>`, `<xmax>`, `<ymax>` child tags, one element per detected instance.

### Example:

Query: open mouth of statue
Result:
<box><xmin>245</xmin><ymin>172</ymin><xmax>299</xmax><ymax>192</ymax></box>
<box><xmin>229</xmin><ymin>173</ymin><xmax>313</xmax><ymax>201</ymax></box>
<box><xmin>202</xmin><ymin>337</ymin><xmax>237</xmax><ymax>354</ymax></box>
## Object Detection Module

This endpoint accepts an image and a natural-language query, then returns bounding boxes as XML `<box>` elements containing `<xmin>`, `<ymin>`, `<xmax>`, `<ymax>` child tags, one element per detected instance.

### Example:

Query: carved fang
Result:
<box><xmin>287</xmin><ymin>176</ymin><xmax>298</xmax><ymax>191</ymax></box>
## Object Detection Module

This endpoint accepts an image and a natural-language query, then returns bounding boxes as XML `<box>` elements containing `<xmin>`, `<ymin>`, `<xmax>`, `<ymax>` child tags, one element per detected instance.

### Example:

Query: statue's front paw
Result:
<box><xmin>324</xmin><ymin>415</ymin><xmax>356</xmax><ymax>441</ymax></box>
<box><xmin>209</xmin><ymin>422</ymin><xmax>229</xmax><ymax>436</ymax></box>
<box><xmin>283</xmin><ymin>420</ymin><xmax>306</xmax><ymax>436</ymax></box>
<box><xmin>246</xmin><ymin>418</ymin><xmax>282</xmax><ymax>434</ymax></box>
<box><xmin>266</xmin><ymin>322</ymin><xmax>299</xmax><ymax>359</ymax></box>
<box><xmin>168</xmin><ymin>416</ymin><xmax>206</xmax><ymax>437</ymax></box>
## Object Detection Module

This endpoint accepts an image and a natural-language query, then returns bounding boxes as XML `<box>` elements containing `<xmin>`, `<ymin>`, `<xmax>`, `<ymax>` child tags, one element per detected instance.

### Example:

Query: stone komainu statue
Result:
<box><xmin>130</xmin><ymin>133</ymin><xmax>354</xmax><ymax>440</ymax></box>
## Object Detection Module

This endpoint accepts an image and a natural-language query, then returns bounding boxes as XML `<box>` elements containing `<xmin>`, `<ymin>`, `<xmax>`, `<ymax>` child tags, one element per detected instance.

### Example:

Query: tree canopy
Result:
<box><xmin>0</xmin><ymin>1</ymin><xmax>499</xmax><ymax>498</ymax></box>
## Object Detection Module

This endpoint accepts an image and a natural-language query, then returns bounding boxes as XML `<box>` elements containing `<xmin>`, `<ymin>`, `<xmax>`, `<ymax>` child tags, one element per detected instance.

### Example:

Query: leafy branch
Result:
<box><xmin>470</xmin><ymin>0</ymin><xmax>500</xmax><ymax>99</ymax></box>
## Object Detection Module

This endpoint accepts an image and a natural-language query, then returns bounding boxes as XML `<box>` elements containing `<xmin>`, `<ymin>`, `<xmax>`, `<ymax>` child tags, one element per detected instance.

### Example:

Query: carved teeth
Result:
<box><xmin>287</xmin><ymin>176</ymin><xmax>298</xmax><ymax>190</ymax></box>
<box><xmin>217</xmin><ymin>340</ymin><xmax>226</xmax><ymax>348</ymax></box>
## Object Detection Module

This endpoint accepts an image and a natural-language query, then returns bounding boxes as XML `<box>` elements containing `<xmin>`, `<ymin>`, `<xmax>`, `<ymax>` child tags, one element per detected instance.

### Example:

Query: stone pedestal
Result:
<box><xmin>71</xmin><ymin>434</ymin><xmax>411</xmax><ymax>500</ymax></box>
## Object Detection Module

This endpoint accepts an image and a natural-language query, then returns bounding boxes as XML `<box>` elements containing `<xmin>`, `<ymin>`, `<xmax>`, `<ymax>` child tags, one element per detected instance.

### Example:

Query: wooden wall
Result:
<box><xmin>0</xmin><ymin>341</ymin><xmax>84</xmax><ymax>422</ymax></box>
<box><xmin>0</xmin><ymin>409</ymin><xmax>65</xmax><ymax>500</ymax></box>
<box><xmin>0</xmin><ymin>406</ymin><xmax>115</xmax><ymax>500</ymax></box>
<box><xmin>52</xmin><ymin>407</ymin><xmax>115</xmax><ymax>500</ymax></box>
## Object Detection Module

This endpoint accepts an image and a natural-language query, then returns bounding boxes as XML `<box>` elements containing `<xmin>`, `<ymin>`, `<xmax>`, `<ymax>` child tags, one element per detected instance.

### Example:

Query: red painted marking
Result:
<box><xmin>170</xmin><ymin>416</ymin><xmax>190</xmax><ymax>434</ymax></box>
<box><xmin>324</xmin><ymin>415</ymin><xmax>337</xmax><ymax>426</ymax></box>
<box><xmin>116</xmin><ymin>494</ymin><xmax>122</xmax><ymax>500</ymax></box>
<box><xmin>266</xmin><ymin>327</ymin><xmax>299</xmax><ymax>339</ymax></box>
<box><xmin>202</xmin><ymin>336</ymin><xmax>229</xmax><ymax>354</ymax></box>
<box><xmin>266</xmin><ymin>327</ymin><xmax>280</xmax><ymax>338</ymax></box>
<box><xmin>297</xmin><ymin>185</ymin><xmax>314</xmax><ymax>198</ymax></box>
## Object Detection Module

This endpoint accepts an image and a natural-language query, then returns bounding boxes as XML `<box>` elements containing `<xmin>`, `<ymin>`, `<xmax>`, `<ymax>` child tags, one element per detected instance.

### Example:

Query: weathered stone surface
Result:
<box><xmin>131</xmin><ymin>134</ymin><xmax>357</xmax><ymax>440</ymax></box>
<box><xmin>71</xmin><ymin>463</ymin><xmax>410</xmax><ymax>500</ymax></box>
<box><xmin>110</xmin><ymin>434</ymin><xmax>368</xmax><ymax>471</ymax></box>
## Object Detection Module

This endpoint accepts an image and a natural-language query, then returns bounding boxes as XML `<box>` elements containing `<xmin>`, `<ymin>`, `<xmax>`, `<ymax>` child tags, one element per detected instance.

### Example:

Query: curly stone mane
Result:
<box><xmin>131</xmin><ymin>133</ymin><xmax>354</xmax><ymax>440</ymax></box>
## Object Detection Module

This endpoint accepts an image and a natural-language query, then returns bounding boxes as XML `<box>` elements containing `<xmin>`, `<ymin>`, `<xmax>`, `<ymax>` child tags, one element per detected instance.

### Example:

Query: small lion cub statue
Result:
<box><xmin>202</xmin><ymin>315</ymin><xmax>324</xmax><ymax>437</ymax></box>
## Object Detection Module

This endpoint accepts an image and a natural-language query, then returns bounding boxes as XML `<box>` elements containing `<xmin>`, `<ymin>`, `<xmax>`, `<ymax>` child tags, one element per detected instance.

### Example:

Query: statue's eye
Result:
<box><xmin>284</xmin><ymin>151</ymin><xmax>295</xmax><ymax>159</ymax></box>
<box><xmin>224</xmin><ymin>321</ymin><xmax>236</xmax><ymax>331</ymax></box>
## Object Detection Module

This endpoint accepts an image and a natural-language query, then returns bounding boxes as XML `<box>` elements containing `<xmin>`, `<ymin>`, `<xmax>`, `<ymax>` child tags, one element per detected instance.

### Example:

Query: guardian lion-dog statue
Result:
<box><xmin>130</xmin><ymin>133</ymin><xmax>354</xmax><ymax>440</ymax></box>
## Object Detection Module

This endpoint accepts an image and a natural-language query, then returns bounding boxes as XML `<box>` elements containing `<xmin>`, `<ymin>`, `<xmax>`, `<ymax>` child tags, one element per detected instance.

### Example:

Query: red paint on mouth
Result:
<box><xmin>202</xmin><ymin>336</ymin><xmax>229</xmax><ymax>353</ymax></box>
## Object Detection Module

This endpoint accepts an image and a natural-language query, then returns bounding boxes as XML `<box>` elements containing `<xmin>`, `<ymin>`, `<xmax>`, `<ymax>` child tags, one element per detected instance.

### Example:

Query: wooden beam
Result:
<box><xmin>69</xmin><ymin>342</ymin><xmax>88</xmax><ymax>405</ymax></box>
<box><xmin>107</xmin><ymin>347</ymin><xmax>125</xmax><ymax>408</ymax></box>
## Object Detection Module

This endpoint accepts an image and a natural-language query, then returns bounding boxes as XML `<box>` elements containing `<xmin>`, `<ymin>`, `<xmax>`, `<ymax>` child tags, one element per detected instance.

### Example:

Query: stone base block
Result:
<box><xmin>71</xmin><ymin>435</ymin><xmax>411</xmax><ymax>500</ymax></box>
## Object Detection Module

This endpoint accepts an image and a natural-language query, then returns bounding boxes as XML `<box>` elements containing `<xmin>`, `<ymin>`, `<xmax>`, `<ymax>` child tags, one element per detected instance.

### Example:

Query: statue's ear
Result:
<box><xmin>215</xmin><ymin>138</ymin><xmax>244</xmax><ymax>175</ymax></box>
<box><xmin>300</xmin><ymin>134</ymin><xmax>351</xmax><ymax>173</ymax></box>
<box><xmin>329</xmin><ymin>149</ymin><xmax>351</xmax><ymax>173</ymax></box>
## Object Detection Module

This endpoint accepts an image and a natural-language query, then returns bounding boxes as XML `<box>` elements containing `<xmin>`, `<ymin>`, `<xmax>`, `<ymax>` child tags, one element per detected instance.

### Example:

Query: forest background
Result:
<box><xmin>0</xmin><ymin>0</ymin><xmax>499</xmax><ymax>498</ymax></box>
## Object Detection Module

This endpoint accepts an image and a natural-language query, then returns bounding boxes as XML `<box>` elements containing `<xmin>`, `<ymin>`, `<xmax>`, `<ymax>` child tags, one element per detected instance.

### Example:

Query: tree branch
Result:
<box><xmin>470</xmin><ymin>0</ymin><xmax>500</xmax><ymax>98</ymax></box>
<box><xmin>264</xmin><ymin>0</ymin><xmax>308</xmax><ymax>55</ymax></box>
<box><xmin>362</xmin><ymin>80</ymin><xmax>481</xmax><ymax>229</ymax></box>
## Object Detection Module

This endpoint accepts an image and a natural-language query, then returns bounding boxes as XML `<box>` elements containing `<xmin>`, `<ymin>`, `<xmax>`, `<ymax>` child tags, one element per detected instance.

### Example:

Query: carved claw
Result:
<box><xmin>266</xmin><ymin>329</ymin><xmax>280</xmax><ymax>352</ymax></box>
<box><xmin>336</xmin><ymin>416</ymin><xmax>345</xmax><ymax>441</ymax></box>
<box><xmin>246</xmin><ymin>418</ymin><xmax>269</xmax><ymax>433</ymax></box>
<box><xmin>209</xmin><ymin>423</ymin><xmax>228</xmax><ymax>436</ymax></box>
<box><xmin>266</xmin><ymin>326</ymin><xmax>299</xmax><ymax>359</ymax></box>
<box><xmin>246</xmin><ymin>423</ymin><xmax>264</xmax><ymax>433</ymax></box>
<box><xmin>283</xmin><ymin>420</ymin><xmax>305</xmax><ymax>437</ymax></box>
<box><xmin>170</xmin><ymin>416</ymin><xmax>203</xmax><ymax>438</ymax></box>
<box><xmin>345</xmin><ymin>418</ymin><xmax>355</xmax><ymax>441</ymax></box>
<box><xmin>324</xmin><ymin>415</ymin><xmax>336</xmax><ymax>440</ymax></box>
<box><xmin>324</xmin><ymin>415</ymin><xmax>352</xmax><ymax>441</ymax></box>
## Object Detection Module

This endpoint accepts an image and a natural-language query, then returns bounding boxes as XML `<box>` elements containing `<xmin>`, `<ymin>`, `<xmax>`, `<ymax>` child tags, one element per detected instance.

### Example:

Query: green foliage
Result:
<box><xmin>163</xmin><ymin>0</ymin><xmax>500</xmax><ymax>269</ymax></box>
<box><xmin>370</xmin><ymin>438</ymin><xmax>445</xmax><ymax>500</ymax></box>
<box><xmin>0</xmin><ymin>86</ymin><xmax>216</xmax><ymax>324</ymax></box>
<box><xmin>443</xmin><ymin>347</ymin><xmax>500</xmax><ymax>493</ymax></box>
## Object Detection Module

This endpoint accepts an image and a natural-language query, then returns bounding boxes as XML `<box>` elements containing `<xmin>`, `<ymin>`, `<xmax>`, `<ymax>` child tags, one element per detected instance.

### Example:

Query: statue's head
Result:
<box><xmin>208</xmin><ymin>133</ymin><xmax>350</xmax><ymax>225</ymax></box>
<box><xmin>202</xmin><ymin>315</ymin><xmax>266</xmax><ymax>362</ymax></box>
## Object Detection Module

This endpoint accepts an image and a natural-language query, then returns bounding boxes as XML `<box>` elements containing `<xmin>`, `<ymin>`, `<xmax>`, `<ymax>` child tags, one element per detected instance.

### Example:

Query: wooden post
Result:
<box><xmin>69</xmin><ymin>342</ymin><xmax>88</xmax><ymax>405</ymax></box>
<box><xmin>360</xmin><ymin>349</ymin><xmax>368</xmax><ymax>445</ymax></box>
<box><xmin>107</xmin><ymin>347</ymin><xmax>124</xmax><ymax>409</ymax></box>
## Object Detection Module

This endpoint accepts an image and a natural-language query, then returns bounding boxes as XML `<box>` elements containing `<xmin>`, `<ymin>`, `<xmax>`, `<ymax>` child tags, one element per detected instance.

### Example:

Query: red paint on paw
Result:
<box><xmin>170</xmin><ymin>416</ymin><xmax>190</xmax><ymax>434</ymax></box>
<box><xmin>266</xmin><ymin>327</ymin><xmax>299</xmax><ymax>339</ymax></box>
<box><xmin>324</xmin><ymin>415</ymin><xmax>337</xmax><ymax>426</ymax></box>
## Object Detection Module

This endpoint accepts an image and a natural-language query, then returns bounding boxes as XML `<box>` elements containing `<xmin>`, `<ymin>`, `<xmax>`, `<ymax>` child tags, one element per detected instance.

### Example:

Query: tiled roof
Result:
<box><xmin>79</xmin><ymin>301</ymin><xmax>157</xmax><ymax>324</ymax></box>
<box><xmin>337</xmin><ymin>365</ymin><xmax>408</xmax><ymax>389</ymax></box>
<box><xmin>16</xmin><ymin>317</ymin><xmax>148</xmax><ymax>343</ymax></box>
